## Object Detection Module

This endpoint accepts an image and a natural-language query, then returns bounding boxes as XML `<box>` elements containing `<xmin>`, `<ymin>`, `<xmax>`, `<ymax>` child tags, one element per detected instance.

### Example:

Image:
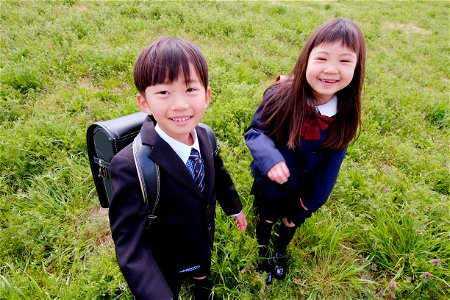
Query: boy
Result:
<box><xmin>109</xmin><ymin>37</ymin><xmax>247</xmax><ymax>300</ymax></box>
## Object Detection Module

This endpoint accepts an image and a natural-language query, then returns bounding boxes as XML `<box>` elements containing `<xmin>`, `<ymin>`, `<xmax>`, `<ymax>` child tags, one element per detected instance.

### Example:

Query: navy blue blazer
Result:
<box><xmin>244</xmin><ymin>102</ymin><xmax>346</xmax><ymax>215</ymax></box>
<box><xmin>109</xmin><ymin>117</ymin><xmax>242</xmax><ymax>300</ymax></box>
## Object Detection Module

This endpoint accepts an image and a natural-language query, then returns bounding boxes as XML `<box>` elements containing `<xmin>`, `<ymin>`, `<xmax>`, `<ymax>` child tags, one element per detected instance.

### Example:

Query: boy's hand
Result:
<box><xmin>267</xmin><ymin>162</ymin><xmax>290</xmax><ymax>184</ymax></box>
<box><xmin>235</xmin><ymin>211</ymin><xmax>247</xmax><ymax>232</ymax></box>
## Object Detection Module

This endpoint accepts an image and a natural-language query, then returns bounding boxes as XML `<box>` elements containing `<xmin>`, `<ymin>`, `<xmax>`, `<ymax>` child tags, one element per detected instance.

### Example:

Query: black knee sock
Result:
<box><xmin>256</xmin><ymin>218</ymin><xmax>274</xmax><ymax>246</ymax></box>
<box><xmin>274</xmin><ymin>223</ymin><xmax>297</xmax><ymax>255</ymax></box>
<box><xmin>256</xmin><ymin>218</ymin><xmax>274</xmax><ymax>257</ymax></box>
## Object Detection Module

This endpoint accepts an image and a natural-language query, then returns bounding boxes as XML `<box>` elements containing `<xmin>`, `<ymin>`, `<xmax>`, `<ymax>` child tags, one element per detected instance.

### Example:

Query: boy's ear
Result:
<box><xmin>205</xmin><ymin>87</ymin><xmax>212</xmax><ymax>108</ymax></box>
<box><xmin>137</xmin><ymin>93</ymin><xmax>152</xmax><ymax>115</ymax></box>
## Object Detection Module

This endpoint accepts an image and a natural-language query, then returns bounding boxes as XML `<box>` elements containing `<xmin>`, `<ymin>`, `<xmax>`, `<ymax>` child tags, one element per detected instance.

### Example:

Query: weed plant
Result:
<box><xmin>1</xmin><ymin>1</ymin><xmax>448</xmax><ymax>299</ymax></box>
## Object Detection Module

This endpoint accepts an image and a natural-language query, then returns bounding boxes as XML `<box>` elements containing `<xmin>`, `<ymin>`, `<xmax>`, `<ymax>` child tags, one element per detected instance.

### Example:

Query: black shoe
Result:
<box><xmin>194</xmin><ymin>279</ymin><xmax>212</xmax><ymax>300</ymax></box>
<box><xmin>265</xmin><ymin>270</ymin><xmax>273</xmax><ymax>284</ymax></box>
<box><xmin>257</xmin><ymin>259</ymin><xmax>273</xmax><ymax>284</ymax></box>
<box><xmin>257</xmin><ymin>258</ymin><xmax>271</xmax><ymax>273</ymax></box>
<box><xmin>272</xmin><ymin>252</ymin><xmax>287</xmax><ymax>279</ymax></box>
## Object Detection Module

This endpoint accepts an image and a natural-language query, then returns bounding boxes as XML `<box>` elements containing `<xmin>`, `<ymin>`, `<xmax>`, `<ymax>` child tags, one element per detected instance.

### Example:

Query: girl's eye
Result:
<box><xmin>316</xmin><ymin>57</ymin><xmax>326</xmax><ymax>61</ymax></box>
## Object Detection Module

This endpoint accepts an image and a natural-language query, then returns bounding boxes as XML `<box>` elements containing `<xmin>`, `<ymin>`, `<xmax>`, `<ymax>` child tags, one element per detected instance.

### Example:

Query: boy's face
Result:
<box><xmin>137</xmin><ymin>65</ymin><xmax>211</xmax><ymax>145</ymax></box>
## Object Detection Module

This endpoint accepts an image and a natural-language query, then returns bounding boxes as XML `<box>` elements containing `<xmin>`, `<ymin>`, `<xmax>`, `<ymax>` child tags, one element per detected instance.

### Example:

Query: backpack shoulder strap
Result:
<box><xmin>131</xmin><ymin>125</ymin><xmax>214</xmax><ymax>230</ymax></box>
<box><xmin>132</xmin><ymin>133</ymin><xmax>160</xmax><ymax>230</ymax></box>
<box><xmin>199</xmin><ymin>123</ymin><xmax>218</xmax><ymax>156</ymax></box>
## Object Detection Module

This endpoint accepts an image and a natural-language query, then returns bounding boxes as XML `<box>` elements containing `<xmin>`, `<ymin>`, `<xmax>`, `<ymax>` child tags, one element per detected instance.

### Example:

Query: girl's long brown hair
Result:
<box><xmin>260</xmin><ymin>18</ymin><xmax>366</xmax><ymax>150</ymax></box>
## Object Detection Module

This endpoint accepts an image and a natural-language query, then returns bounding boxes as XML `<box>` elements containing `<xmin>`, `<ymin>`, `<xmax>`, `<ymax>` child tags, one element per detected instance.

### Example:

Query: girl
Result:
<box><xmin>244</xmin><ymin>18</ymin><xmax>365</xmax><ymax>283</ymax></box>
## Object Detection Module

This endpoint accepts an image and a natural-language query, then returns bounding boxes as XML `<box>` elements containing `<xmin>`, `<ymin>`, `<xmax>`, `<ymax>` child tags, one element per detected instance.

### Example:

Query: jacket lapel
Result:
<box><xmin>139</xmin><ymin>119</ymin><xmax>208</xmax><ymax>197</ymax></box>
<box><xmin>197</xmin><ymin>126</ymin><xmax>215</xmax><ymax>199</ymax></box>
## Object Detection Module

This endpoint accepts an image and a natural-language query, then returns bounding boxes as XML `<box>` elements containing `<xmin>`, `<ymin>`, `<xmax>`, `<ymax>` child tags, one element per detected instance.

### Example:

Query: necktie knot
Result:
<box><xmin>186</xmin><ymin>148</ymin><xmax>205</xmax><ymax>192</ymax></box>
<box><xmin>189</xmin><ymin>148</ymin><xmax>200</xmax><ymax>160</ymax></box>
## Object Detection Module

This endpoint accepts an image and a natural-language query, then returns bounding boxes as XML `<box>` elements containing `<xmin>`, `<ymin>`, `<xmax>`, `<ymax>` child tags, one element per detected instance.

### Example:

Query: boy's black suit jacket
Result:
<box><xmin>109</xmin><ymin>117</ymin><xmax>242</xmax><ymax>300</ymax></box>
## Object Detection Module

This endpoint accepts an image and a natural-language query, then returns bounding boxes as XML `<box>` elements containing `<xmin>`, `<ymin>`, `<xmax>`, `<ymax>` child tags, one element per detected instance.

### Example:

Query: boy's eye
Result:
<box><xmin>157</xmin><ymin>91</ymin><xmax>169</xmax><ymax>95</ymax></box>
<box><xmin>186</xmin><ymin>87</ymin><xmax>198</xmax><ymax>92</ymax></box>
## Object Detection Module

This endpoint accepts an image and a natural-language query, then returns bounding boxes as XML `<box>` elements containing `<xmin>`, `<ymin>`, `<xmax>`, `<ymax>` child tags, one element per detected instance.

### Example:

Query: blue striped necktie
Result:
<box><xmin>186</xmin><ymin>148</ymin><xmax>205</xmax><ymax>192</ymax></box>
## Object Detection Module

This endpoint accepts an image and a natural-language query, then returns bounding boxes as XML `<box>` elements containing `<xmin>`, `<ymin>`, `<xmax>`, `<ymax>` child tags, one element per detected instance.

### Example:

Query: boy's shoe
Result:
<box><xmin>272</xmin><ymin>252</ymin><xmax>287</xmax><ymax>279</ymax></box>
<box><xmin>194</xmin><ymin>279</ymin><xmax>212</xmax><ymax>300</ymax></box>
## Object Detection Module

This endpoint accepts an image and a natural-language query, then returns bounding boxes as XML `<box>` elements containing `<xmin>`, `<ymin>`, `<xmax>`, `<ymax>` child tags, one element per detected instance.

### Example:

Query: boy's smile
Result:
<box><xmin>137</xmin><ymin>65</ymin><xmax>211</xmax><ymax>145</ymax></box>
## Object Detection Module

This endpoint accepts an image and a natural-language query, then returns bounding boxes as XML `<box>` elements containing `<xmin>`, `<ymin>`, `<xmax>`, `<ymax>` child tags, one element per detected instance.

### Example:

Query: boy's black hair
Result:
<box><xmin>133</xmin><ymin>37</ymin><xmax>208</xmax><ymax>95</ymax></box>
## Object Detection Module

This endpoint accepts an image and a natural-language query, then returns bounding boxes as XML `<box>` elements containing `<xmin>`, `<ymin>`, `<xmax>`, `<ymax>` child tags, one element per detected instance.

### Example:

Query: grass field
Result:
<box><xmin>1</xmin><ymin>0</ymin><xmax>449</xmax><ymax>299</ymax></box>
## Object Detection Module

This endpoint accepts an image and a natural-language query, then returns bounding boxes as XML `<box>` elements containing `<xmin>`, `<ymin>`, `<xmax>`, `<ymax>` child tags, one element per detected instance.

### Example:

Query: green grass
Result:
<box><xmin>1</xmin><ymin>0</ymin><xmax>449</xmax><ymax>299</ymax></box>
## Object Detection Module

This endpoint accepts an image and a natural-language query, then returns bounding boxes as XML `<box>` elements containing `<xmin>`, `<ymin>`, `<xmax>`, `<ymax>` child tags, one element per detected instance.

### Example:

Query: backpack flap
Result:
<box><xmin>86</xmin><ymin>112</ymin><xmax>147</xmax><ymax>208</ymax></box>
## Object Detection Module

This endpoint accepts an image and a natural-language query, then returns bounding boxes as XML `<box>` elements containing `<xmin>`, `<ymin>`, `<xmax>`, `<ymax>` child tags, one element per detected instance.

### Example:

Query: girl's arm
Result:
<box><xmin>244</xmin><ymin>110</ymin><xmax>286</xmax><ymax>176</ymax></box>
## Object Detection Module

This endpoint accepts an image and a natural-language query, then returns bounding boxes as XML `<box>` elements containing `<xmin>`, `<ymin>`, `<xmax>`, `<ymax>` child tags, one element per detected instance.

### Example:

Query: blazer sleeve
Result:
<box><xmin>300</xmin><ymin>147</ymin><xmax>347</xmax><ymax>212</ymax></box>
<box><xmin>109</xmin><ymin>151</ymin><xmax>173</xmax><ymax>300</ymax></box>
<box><xmin>244</xmin><ymin>108</ymin><xmax>285</xmax><ymax>175</ymax></box>
<box><xmin>213</xmin><ymin>150</ymin><xmax>243</xmax><ymax>216</ymax></box>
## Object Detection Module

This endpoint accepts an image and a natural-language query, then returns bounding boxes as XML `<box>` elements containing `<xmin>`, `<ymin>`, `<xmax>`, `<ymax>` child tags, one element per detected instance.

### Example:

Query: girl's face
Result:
<box><xmin>306</xmin><ymin>42</ymin><xmax>357</xmax><ymax>105</ymax></box>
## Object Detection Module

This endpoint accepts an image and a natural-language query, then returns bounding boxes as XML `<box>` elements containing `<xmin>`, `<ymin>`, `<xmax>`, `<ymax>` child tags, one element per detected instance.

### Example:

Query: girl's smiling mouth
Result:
<box><xmin>319</xmin><ymin>79</ymin><xmax>338</xmax><ymax>84</ymax></box>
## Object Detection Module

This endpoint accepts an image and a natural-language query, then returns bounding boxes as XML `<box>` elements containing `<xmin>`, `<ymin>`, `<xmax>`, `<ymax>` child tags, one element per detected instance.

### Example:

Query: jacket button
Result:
<box><xmin>208</xmin><ymin>224</ymin><xmax>212</xmax><ymax>231</ymax></box>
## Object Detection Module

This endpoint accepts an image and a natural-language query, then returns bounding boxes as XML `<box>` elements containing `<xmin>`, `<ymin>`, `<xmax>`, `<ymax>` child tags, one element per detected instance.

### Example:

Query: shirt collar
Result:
<box><xmin>154</xmin><ymin>124</ymin><xmax>201</xmax><ymax>164</ymax></box>
<box><xmin>313</xmin><ymin>95</ymin><xmax>338</xmax><ymax>117</ymax></box>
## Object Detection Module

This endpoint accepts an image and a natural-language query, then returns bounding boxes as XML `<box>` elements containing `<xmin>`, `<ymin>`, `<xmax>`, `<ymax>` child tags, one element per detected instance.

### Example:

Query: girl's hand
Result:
<box><xmin>235</xmin><ymin>212</ymin><xmax>247</xmax><ymax>232</ymax></box>
<box><xmin>267</xmin><ymin>162</ymin><xmax>290</xmax><ymax>184</ymax></box>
